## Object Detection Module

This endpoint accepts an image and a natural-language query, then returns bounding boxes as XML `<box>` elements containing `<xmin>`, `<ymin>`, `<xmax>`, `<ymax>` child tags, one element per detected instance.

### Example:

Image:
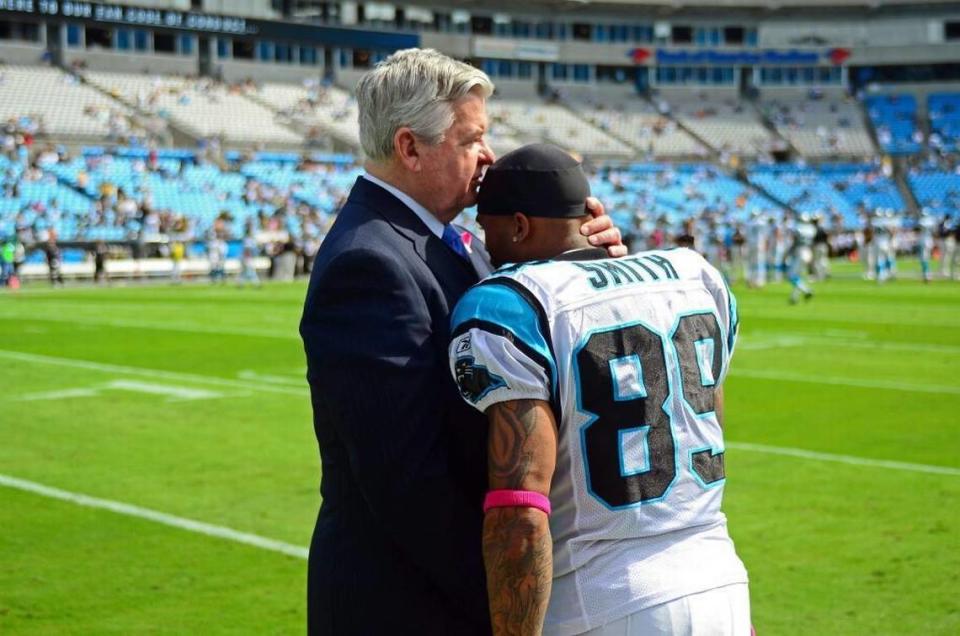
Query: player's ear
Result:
<box><xmin>513</xmin><ymin>212</ymin><xmax>530</xmax><ymax>243</ymax></box>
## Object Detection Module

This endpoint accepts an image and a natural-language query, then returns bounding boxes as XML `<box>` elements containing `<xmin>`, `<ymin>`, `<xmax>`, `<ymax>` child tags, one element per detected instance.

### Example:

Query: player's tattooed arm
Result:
<box><xmin>483</xmin><ymin>399</ymin><xmax>558</xmax><ymax>636</ymax></box>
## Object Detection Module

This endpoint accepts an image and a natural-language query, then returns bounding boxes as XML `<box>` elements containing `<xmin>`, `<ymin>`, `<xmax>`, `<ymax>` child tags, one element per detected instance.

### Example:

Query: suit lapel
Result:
<box><xmin>349</xmin><ymin>177</ymin><xmax>492</xmax><ymax>282</ymax></box>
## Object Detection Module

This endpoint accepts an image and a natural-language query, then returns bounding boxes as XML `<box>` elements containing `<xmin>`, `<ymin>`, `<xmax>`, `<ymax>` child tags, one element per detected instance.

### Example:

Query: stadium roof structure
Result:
<box><xmin>437</xmin><ymin>0</ymin><xmax>960</xmax><ymax>11</ymax></box>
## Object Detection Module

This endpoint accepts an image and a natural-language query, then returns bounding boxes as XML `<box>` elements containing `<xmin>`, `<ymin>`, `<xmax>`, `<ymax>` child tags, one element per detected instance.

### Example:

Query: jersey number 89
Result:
<box><xmin>576</xmin><ymin>312</ymin><xmax>725</xmax><ymax>509</ymax></box>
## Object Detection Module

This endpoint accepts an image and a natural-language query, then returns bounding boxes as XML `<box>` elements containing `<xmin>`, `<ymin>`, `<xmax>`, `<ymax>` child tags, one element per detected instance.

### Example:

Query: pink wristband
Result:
<box><xmin>483</xmin><ymin>489</ymin><xmax>552</xmax><ymax>516</ymax></box>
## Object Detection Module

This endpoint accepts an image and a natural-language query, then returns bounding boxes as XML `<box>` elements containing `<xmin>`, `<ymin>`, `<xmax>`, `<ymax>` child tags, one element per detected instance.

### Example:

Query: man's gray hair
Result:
<box><xmin>356</xmin><ymin>48</ymin><xmax>494</xmax><ymax>162</ymax></box>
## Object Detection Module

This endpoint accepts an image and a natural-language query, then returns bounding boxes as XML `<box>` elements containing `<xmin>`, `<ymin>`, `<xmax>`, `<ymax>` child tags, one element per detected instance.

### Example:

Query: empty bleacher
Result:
<box><xmin>0</xmin><ymin>65</ymin><xmax>138</xmax><ymax>141</ymax></box>
<box><xmin>486</xmin><ymin>98</ymin><xmax>634</xmax><ymax>159</ymax></box>
<box><xmin>660</xmin><ymin>89</ymin><xmax>779</xmax><ymax>158</ymax></box>
<box><xmin>759</xmin><ymin>89</ymin><xmax>875</xmax><ymax>159</ymax></box>
<box><xmin>558</xmin><ymin>86</ymin><xmax>708</xmax><ymax>159</ymax></box>
<box><xmin>85</xmin><ymin>72</ymin><xmax>305</xmax><ymax>148</ymax></box>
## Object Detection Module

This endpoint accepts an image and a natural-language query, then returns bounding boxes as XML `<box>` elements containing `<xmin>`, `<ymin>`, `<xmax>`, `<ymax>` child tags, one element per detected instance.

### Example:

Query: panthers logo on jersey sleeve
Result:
<box><xmin>453</xmin><ymin>355</ymin><xmax>507</xmax><ymax>404</ymax></box>
<box><xmin>448</xmin><ymin>279</ymin><xmax>557</xmax><ymax>414</ymax></box>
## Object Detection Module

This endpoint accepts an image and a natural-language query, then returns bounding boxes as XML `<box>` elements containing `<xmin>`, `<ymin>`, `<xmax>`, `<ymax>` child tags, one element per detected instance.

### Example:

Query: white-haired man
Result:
<box><xmin>299</xmin><ymin>49</ymin><xmax>624</xmax><ymax>635</ymax></box>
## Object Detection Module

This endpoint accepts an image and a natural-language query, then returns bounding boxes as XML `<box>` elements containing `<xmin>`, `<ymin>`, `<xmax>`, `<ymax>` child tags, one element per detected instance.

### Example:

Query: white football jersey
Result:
<box><xmin>449</xmin><ymin>247</ymin><xmax>748</xmax><ymax>635</ymax></box>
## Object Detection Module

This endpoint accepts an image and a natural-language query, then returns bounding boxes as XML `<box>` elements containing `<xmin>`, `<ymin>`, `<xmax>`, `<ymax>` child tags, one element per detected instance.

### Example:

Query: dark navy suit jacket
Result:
<box><xmin>300</xmin><ymin>177</ymin><xmax>493</xmax><ymax>635</ymax></box>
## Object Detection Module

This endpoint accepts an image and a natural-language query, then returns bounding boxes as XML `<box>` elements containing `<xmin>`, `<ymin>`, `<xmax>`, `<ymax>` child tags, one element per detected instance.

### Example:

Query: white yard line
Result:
<box><xmin>0</xmin><ymin>349</ymin><xmax>307</xmax><ymax>397</ymax></box>
<box><xmin>743</xmin><ymin>309</ymin><xmax>960</xmax><ymax>330</ymax></box>
<box><xmin>0</xmin><ymin>312</ymin><xmax>299</xmax><ymax>340</ymax></box>
<box><xmin>0</xmin><ymin>474</ymin><xmax>309</xmax><ymax>559</ymax></box>
<box><xmin>729</xmin><ymin>368</ymin><xmax>960</xmax><ymax>396</ymax></box>
<box><xmin>739</xmin><ymin>335</ymin><xmax>960</xmax><ymax>356</ymax></box>
<box><xmin>726</xmin><ymin>442</ymin><xmax>960</xmax><ymax>477</ymax></box>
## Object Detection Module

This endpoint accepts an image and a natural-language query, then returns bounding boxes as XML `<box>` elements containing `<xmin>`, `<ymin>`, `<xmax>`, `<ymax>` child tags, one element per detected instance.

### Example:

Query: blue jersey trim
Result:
<box><xmin>451</xmin><ymin>280</ymin><xmax>558</xmax><ymax>406</ymax></box>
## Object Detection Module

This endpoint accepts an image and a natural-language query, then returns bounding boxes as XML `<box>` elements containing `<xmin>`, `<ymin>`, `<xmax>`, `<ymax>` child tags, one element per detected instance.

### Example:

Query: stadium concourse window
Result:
<box><xmin>154</xmin><ymin>32</ymin><xmax>176</xmax><ymax>55</ymax></box>
<box><xmin>573</xmin><ymin>64</ymin><xmax>590</xmax><ymax>82</ymax></box>
<box><xmin>672</xmin><ymin>25</ymin><xmax>693</xmax><ymax>45</ymax></box>
<box><xmin>535</xmin><ymin>22</ymin><xmax>553</xmax><ymax>40</ymax></box>
<box><xmin>353</xmin><ymin>49</ymin><xmax>372</xmax><ymax>69</ymax></box>
<box><xmin>300</xmin><ymin>47</ymin><xmax>319</xmax><ymax>66</ymax></box>
<box><xmin>275</xmin><ymin>43</ymin><xmax>294</xmax><ymax>64</ymax></box>
<box><xmin>946</xmin><ymin>21</ymin><xmax>960</xmax><ymax>40</ymax></box>
<box><xmin>217</xmin><ymin>37</ymin><xmax>230</xmax><ymax>59</ymax></box>
<box><xmin>572</xmin><ymin>23</ymin><xmax>592</xmax><ymax>41</ymax></box>
<box><xmin>116</xmin><ymin>28</ymin><xmax>130</xmax><ymax>50</ymax></box>
<box><xmin>633</xmin><ymin>25</ymin><xmax>654</xmax><ymax>43</ymax></box>
<box><xmin>551</xmin><ymin>63</ymin><xmax>568</xmax><ymax>81</ymax></box>
<box><xmin>180</xmin><ymin>35</ymin><xmax>194</xmax><ymax>56</ymax></box>
<box><xmin>694</xmin><ymin>27</ymin><xmax>720</xmax><ymax>46</ymax></box>
<box><xmin>451</xmin><ymin>10</ymin><xmax>469</xmax><ymax>34</ymax></box>
<box><xmin>513</xmin><ymin>21</ymin><xmax>531</xmax><ymax>38</ymax></box>
<box><xmin>758</xmin><ymin>66</ymin><xmax>841</xmax><ymax>86</ymax></box>
<box><xmin>66</xmin><ymin>24</ymin><xmax>82</xmax><ymax>48</ymax></box>
<box><xmin>724</xmin><ymin>26</ymin><xmax>745</xmax><ymax>45</ymax></box>
<box><xmin>0</xmin><ymin>20</ymin><xmax>41</xmax><ymax>42</ymax></box>
<box><xmin>233</xmin><ymin>39</ymin><xmax>255</xmax><ymax>60</ymax></box>
<box><xmin>85</xmin><ymin>26</ymin><xmax>112</xmax><ymax>50</ymax></box>
<box><xmin>134</xmin><ymin>30</ymin><xmax>148</xmax><ymax>52</ymax></box>
<box><xmin>655</xmin><ymin>66</ymin><xmax>734</xmax><ymax>86</ymax></box>
<box><xmin>471</xmin><ymin>15</ymin><xmax>492</xmax><ymax>35</ymax></box>
<box><xmin>517</xmin><ymin>62</ymin><xmax>533</xmax><ymax>79</ymax></box>
<box><xmin>597</xmin><ymin>65</ymin><xmax>635</xmax><ymax>84</ymax></box>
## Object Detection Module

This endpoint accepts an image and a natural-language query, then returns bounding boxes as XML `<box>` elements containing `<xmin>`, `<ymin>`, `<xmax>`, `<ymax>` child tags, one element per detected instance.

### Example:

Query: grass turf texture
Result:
<box><xmin>1</xmin><ymin>264</ymin><xmax>958</xmax><ymax>634</ymax></box>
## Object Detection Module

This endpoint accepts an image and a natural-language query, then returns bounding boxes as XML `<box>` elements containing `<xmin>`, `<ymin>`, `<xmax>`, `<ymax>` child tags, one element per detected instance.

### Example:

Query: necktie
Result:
<box><xmin>441</xmin><ymin>224</ymin><xmax>469</xmax><ymax>261</ymax></box>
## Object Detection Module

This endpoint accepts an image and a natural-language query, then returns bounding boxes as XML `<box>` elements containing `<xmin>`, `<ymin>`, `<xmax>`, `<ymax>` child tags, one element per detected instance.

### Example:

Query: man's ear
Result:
<box><xmin>394</xmin><ymin>127</ymin><xmax>420</xmax><ymax>172</ymax></box>
<box><xmin>514</xmin><ymin>212</ymin><xmax>531</xmax><ymax>243</ymax></box>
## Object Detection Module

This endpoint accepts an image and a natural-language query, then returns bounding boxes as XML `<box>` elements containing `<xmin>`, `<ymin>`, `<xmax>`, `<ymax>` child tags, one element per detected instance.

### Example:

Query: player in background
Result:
<box><xmin>449</xmin><ymin>144</ymin><xmax>749</xmax><ymax>636</ymax></box>
<box><xmin>918</xmin><ymin>209</ymin><xmax>937</xmax><ymax>283</ymax></box>
<box><xmin>786</xmin><ymin>212</ymin><xmax>815</xmax><ymax>304</ymax></box>
<box><xmin>860</xmin><ymin>212</ymin><xmax>876</xmax><ymax>280</ymax></box>
<box><xmin>238</xmin><ymin>221</ymin><xmax>261</xmax><ymax>287</ymax></box>
<box><xmin>939</xmin><ymin>214</ymin><xmax>958</xmax><ymax>280</ymax></box>
<box><xmin>746</xmin><ymin>210</ymin><xmax>768</xmax><ymax>288</ymax></box>
<box><xmin>769</xmin><ymin>216</ymin><xmax>787</xmax><ymax>283</ymax></box>
<box><xmin>872</xmin><ymin>210</ymin><xmax>896</xmax><ymax>283</ymax></box>
<box><xmin>811</xmin><ymin>213</ymin><xmax>830</xmax><ymax>281</ymax></box>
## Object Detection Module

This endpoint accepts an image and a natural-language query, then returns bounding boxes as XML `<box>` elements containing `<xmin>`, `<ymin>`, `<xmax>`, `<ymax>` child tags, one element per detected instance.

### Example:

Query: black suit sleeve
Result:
<box><xmin>300</xmin><ymin>247</ymin><xmax>488</xmax><ymax>623</ymax></box>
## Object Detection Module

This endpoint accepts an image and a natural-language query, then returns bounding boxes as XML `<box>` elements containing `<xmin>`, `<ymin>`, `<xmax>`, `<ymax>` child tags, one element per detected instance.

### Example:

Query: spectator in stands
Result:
<box><xmin>299</xmin><ymin>48</ymin><xmax>624</xmax><ymax>636</ymax></box>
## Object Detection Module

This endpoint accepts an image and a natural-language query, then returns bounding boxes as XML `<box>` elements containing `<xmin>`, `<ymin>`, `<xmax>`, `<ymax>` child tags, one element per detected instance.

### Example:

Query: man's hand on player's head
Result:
<box><xmin>581</xmin><ymin>197</ymin><xmax>627</xmax><ymax>258</ymax></box>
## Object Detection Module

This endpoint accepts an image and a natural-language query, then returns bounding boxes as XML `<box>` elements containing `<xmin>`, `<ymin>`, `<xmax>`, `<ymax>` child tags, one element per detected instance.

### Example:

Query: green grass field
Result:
<box><xmin>1</xmin><ymin>264</ymin><xmax>958</xmax><ymax>635</ymax></box>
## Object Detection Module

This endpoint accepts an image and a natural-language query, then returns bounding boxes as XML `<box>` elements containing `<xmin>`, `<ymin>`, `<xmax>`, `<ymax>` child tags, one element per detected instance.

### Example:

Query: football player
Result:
<box><xmin>918</xmin><ymin>209</ymin><xmax>938</xmax><ymax>283</ymax></box>
<box><xmin>448</xmin><ymin>144</ymin><xmax>750</xmax><ymax>636</ymax></box>
<box><xmin>786</xmin><ymin>212</ymin><xmax>815</xmax><ymax>304</ymax></box>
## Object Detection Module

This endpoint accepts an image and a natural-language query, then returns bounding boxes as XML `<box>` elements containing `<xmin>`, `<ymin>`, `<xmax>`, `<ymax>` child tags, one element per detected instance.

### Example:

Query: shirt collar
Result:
<box><xmin>362</xmin><ymin>172</ymin><xmax>445</xmax><ymax>239</ymax></box>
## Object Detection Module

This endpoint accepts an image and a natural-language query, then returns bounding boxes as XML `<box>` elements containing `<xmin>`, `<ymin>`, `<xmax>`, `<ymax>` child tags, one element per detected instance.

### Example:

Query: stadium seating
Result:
<box><xmin>928</xmin><ymin>93</ymin><xmax>960</xmax><ymax>153</ymax></box>
<box><xmin>559</xmin><ymin>86</ymin><xmax>708</xmax><ymax>159</ymax></box>
<box><xmin>864</xmin><ymin>94</ymin><xmax>922</xmax><ymax>155</ymax></box>
<box><xmin>0</xmin><ymin>65</ymin><xmax>138</xmax><ymax>141</ymax></box>
<box><xmin>759</xmin><ymin>89</ymin><xmax>876</xmax><ymax>159</ymax></box>
<box><xmin>750</xmin><ymin>164</ymin><xmax>905</xmax><ymax>225</ymax></box>
<box><xmin>909</xmin><ymin>170</ymin><xmax>960</xmax><ymax>217</ymax></box>
<box><xmin>590</xmin><ymin>163</ymin><xmax>783</xmax><ymax>230</ymax></box>
<box><xmin>254</xmin><ymin>81</ymin><xmax>360</xmax><ymax>148</ymax></box>
<box><xmin>485</xmin><ymin>98</ymin><xmax>634</xmax><ymax>158</ymax></box>
<box><xmin>659</xmin><ymin>90</ymin><xmax>779</xmax><ymax>158</ymax></box>
<box><xmin>84</xmin><ymin>72</ymin><xmax>305</xmax><ymax>148</ymax></box>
